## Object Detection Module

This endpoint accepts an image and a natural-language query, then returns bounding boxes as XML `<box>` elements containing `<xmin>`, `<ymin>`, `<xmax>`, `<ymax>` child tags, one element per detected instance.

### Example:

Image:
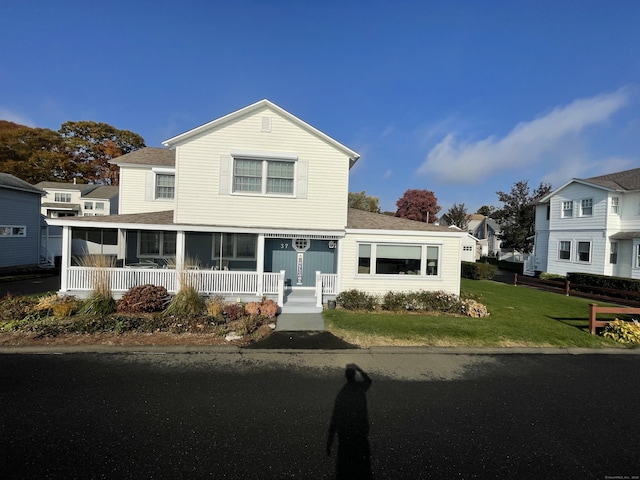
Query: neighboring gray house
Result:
<box><xmin>0</xmin><ymin>173</ymin><xmax>45</xmax><ymax>270</ymax></box>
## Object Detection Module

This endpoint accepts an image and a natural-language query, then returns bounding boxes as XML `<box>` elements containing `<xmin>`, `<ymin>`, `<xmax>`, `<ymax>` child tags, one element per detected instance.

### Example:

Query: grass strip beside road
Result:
<box><xmin>324</xmin><ymin>278</ymin><xmax>625</xmax><ymax>348</ymax></box>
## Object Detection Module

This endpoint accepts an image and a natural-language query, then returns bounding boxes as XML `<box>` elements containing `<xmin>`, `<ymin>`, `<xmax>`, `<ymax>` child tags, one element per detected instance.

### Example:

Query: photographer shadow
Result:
<box><xmin>326</xmin><ymin>364</ymin><xmax>372</xmax><ymax>480</ymax></box>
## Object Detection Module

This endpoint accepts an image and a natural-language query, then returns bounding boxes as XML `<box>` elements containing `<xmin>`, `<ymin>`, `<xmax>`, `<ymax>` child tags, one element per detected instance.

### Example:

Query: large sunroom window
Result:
<box><xmin>357</xmin><ymin>243</ymin><xmax>440</xmax><ymax>276</ymax></box>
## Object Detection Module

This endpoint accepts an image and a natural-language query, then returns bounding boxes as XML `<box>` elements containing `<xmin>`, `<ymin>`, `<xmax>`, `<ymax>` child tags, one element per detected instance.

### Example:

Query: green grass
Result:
<box><xmin>323</xmin><ymin>278</ymin><xmax>628</xmax><ymax>348</ymax></box>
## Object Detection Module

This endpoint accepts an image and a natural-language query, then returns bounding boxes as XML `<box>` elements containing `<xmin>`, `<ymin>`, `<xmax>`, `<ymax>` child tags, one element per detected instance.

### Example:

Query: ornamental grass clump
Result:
<box><xmin>35</xmin><ymin>294</ymin><xmax>79</xmax><ymax>318</ymax></box>
<box><xmin>164</xmin><ymin>261</ymin><xmax>204</xmax><ymax>318</ymax></box>
<box><xmin>75</xmin><ymin>253</ymin><xmax>116</xmax><ymax>315</ymax></box>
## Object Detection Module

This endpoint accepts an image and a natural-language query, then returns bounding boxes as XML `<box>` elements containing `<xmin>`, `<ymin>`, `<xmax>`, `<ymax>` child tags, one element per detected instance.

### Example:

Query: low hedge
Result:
<box><xmin>567</xmin><ymin>272</ymin><xmax>640</xmax><ymax>301</ymax></box>
<box><xmin>461</xmin><ymin>261</ymin><xmax>497</xmax><ymax>280</ymax></box>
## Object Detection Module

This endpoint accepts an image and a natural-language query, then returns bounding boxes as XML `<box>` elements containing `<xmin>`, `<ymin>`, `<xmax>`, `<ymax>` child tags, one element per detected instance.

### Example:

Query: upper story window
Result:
<box><xmin>55</xmin><ymin>192</ymin><xmax>72</xmax><ymax>203</ymax></box>
<box><xmin>580</xmin><ymin>198</ymin><xmax>593</xmax><ymax>216</ymax></box>
<box><xmin>233</xmin><ymin>158</ymin><xmax>294</xmax><ymax>196</ymax></box>
<box><xmin>156</xmin><ymin>174</ymin><xmax>175</xmax><ymax>199</ymax></box>
<box><xmin>0</xmin><ymin>225</ymin><xmax>26</xmax><ymax>237</ymax></box>
<box><xmin>561</xmin><ymin>201</ymin><xmax>573</xmax><ymax>218</ymax></box>
<box><xmin>84</xmin><ymin>202</ymin><xmax>93</xmax><ymax>210</ymax></box>
<box><xmin>610</xmin><ymin>197</ymin><xmax>619</xmax><ymax>215</ymax></box>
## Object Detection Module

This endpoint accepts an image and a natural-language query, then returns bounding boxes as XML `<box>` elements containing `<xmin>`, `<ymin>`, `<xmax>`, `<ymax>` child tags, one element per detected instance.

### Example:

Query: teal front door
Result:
<box><xmin>264</xmin><ymin>239</ymin><xmax>337</xmax><ymax>287</ymax></box>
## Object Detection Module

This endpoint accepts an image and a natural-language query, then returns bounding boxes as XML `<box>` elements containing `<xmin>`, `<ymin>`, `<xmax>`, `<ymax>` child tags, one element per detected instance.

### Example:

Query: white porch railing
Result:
<box><xmin>65</xmin><ymin>267</ymin><xmax>286</xmax><ymax>305</ymax></box>
<box><xmin>315</xmin><ymin>272</ymin><xmax>338</xmax><ymax>308</ymax></box>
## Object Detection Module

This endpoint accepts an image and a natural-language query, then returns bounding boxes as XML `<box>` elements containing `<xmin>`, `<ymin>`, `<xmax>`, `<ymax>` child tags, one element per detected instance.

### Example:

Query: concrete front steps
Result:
<box><xmin>280</xmin><ymin>288</ymin><xmax>322</xmax><ymax>314</ymax></box>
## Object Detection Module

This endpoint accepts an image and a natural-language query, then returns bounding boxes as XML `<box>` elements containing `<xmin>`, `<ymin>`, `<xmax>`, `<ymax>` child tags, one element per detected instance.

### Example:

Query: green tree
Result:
<box><xmin>348</xmin><ymin>190</ymin><xmax>381</xmax><ymax>213</ymax></box>
<box><xmin>59</xmin><ymin>121</ymin><xmax>146</xmax><ymax>185</ymax></box>
<box><xmin>446</xmin><ymin>203</ymin><xmax>469</xmax><ymax>229</ymax></box>
<box><xmin>395</xmin><ymin>189</ymin><xmax>441</xmax><ymax>223</ymax></box>
<box><xmin>476</xmin><ymin>205</ymin><xmax>495</xmax><ymax>216</ymax></box>
<box><xmin>492</xmin><ymin>180</ymin><xmax>552</xmax><ymax>253</ymax></box>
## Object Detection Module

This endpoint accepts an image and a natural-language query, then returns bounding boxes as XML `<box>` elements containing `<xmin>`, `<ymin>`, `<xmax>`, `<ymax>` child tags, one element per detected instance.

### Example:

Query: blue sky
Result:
<box><xmin>2</xmin><ymin>1</ymin><xmax>639</xmax><ymax>214</ymax></box>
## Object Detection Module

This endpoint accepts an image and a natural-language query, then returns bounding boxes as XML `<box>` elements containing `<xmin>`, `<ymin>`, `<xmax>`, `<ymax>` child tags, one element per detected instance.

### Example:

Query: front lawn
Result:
<box><xmin>324</xmin><ymin>278</ymin><xmax>626</xmax><ymax>348</ymax></box>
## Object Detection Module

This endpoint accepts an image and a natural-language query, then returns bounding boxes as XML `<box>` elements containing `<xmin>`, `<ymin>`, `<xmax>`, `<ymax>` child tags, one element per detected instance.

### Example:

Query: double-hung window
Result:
<box><xmin>559</xmin><ymin>241</ymin><xmax>571</xmax><ymax>260</ymax></box>
<box><xmin>139</xmin><ymin>231</ymin><xmax>176</xmax><ymax>257</ymax></box>
<box><xmin>155</xmin><ymin>174</ymin><xmax>175</xmax><ymax>199</ymax></box>
<box><xmin>561</xmin><ymin>201</ymin><xmax>573</xmax><ymax>218</ymax></box>
<box><xmin>611</xmin><ymin>197</ymin><xmax>619</xmax><ymax>215</ymax></box>
<box><xmin>577</xmin><ymin>241</ymin><xmax>591</xmax><ymax>262</ymax></box>
<box><xmin>55</xmin><ymin>192</ymin><xmax>72</xmax><ymax>202</ymax></box>
<box><xmin>233</xmin><ymin>158</ymin><xmax>294</xmax><ymax>196</ymax></box>
<box><xmin>610</xmin><ymin>242</ymin><xmax>618</xmax><ymax>264</ymax></box>
<box><xmin>580</xmin><ymin>198</ymin><xmax>593</xmax><ymax>216</ymax></box>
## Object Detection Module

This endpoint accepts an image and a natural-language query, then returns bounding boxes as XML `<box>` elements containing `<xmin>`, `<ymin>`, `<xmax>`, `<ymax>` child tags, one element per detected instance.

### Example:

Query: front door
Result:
<box><xmin>264</xmin><ymin>238</ymin><xmax>337</xmax><ymax>287</ymax></box>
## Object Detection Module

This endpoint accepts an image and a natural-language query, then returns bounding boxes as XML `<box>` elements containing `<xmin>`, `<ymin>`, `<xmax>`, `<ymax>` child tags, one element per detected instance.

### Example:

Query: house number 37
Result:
<box><xmin>280</xmin><ymin>243</ymin><xmax>289</xmax><ymax>249</ymax></box>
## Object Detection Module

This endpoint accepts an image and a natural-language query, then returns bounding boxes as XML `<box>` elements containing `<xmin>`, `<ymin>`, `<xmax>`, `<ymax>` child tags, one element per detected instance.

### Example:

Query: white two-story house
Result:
<box><xmin>48</xmin><ymin>100</ymin><xmax>466</xmax><ymax>310</ymax></box>
<box><xmin>534</xmin><ymin>167</ymin><xmax>640</xmax><ymax>279</ymax></box>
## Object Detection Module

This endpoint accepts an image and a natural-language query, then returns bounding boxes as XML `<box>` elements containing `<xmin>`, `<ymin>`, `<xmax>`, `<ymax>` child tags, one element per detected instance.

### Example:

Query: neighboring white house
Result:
<box><xmin>533</xmin><ymin>167</ymin><xmax>640</xmax><ymax>278</ymax></box>
<box><xmin>47</xmin><ymin>100</ymin><xmax>467</xmax><ymax>311</ymax></box>
<box><xmin>466</xmin><ymin>214</ymin><xmax>502</xmax><ymax>257</ymax></box>
<box><xmin>36</xmin><ymin>182</ymin><xmax>119</xmax><ymax>263</ymax></box>
<box><xmin>0</xmin><ymin>173</ymin><xmax>46</xmax><ymax>270</ymax></box>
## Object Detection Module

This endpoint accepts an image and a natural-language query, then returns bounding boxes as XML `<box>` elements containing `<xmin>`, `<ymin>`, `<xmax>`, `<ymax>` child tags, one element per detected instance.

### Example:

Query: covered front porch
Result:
<box><xmin>55</xmin><ymin>221</ymin><xmax>340</xmax><ymax>308</ymax></box>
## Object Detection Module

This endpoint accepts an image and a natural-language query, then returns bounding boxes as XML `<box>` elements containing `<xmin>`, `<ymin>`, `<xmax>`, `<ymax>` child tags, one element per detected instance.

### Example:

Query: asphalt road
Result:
<box><xmin>1</xmin><ymin>350</ymin><xmax>639</xmax><ymax>479</ymax></box>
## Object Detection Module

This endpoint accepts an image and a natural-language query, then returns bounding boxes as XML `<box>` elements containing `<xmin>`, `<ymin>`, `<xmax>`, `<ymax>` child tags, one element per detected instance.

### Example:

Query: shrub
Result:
<box><xmin>259</xmin><ymin>298</ymin><xmax>279</xmax><ymax>319</ymax></box>
<box><xmin>336</xmin><ymin>290</ymin><xmax>378</xmax><ymax>311</ymax></box>
<box><xmin>601</xmin><ymin>319</ymin><xmax>640</xmax><ymax>344</ymax></box>
<box><xmin>205</xmin><ymin>295</ymin><xmax>225</xmax><ymax>318</ymax></box>
<box><xmin>35</xmin><ymin>294</ymin><xmax>79</xmax><ymax>318</ymax></box>
<box><xmin>381</xmin><ymin>291</ymin><xmax>409</xmax><ymax>311</ymax></box>
<box><xmin>0</xmin><ymin>294</ymin><xmax>40</xmax><ymax>323</ymax></box>
<box><xmin>164</xmin><ymin>286</ymin><xmax>204</xmax><ymax>318</ymax></box>
<box><xmin>222</xmin><ymin>303</ymin><xmax>245</xmax><ymax>322</ymax></box>
<box><xmin>80</xmin><ymin>292</ymin><xmax>116</xmax><ymax>316</ymax></box>
<box><xmin>461</xmin><ymin>261</ymin><xmax>497</xmax><ymax>280</ymax></box>
<box><xmin>245</xmin><ymin>301</ymin><xmax>261</xmax><ymax>317</ymax></box>
<box><xmin>117</xmin><ymin>284</ymin><xmax>169</xmax><ymax>313</ymax></box>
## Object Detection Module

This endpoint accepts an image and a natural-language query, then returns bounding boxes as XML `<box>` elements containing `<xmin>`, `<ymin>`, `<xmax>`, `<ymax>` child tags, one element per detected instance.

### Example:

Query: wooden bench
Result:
<box><xmin>589</xmin><ymin>303</ymin><xmax>640</xmax><ymax>334</ymax></box>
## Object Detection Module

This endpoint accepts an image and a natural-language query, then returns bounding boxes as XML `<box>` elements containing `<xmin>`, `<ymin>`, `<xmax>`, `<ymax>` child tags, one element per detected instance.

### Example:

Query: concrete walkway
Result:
<box><xmin>275</xmin><ymin>313</ymin><xmax>325</xmax><ymax>331</ymax></box>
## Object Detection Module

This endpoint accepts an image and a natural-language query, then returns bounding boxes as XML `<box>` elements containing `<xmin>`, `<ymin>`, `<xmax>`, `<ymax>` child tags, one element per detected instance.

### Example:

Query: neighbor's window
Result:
<box><xmin>463</xmin><ymin>245</ymin><xmax>473</xmax><ymax>252</ymax></box>
<box><xmin>95</xmin><ymin>202</ymin><xmax>104</xmax><ymax>210</ymax></box>
<box><xmin>636</xmin><ymin>245</ymin><xmax>640</xmax><ymax>268</ymax></box>
<box><xmin>577</xmin><ymin>241</ymin><xmax>591</xmax><ymax>262</ymax></box>
<box><xmin>54</xmin><ymin>192</ymin><xmax>72</xmax><ymax>202</ymax></box>
<box><xmin>233</xmin><ymin>158</ymin><xmax>294</xmax><ymax>195</ymax></box>
<box><xmin>611</xmin><ymin>197</ymin><xmax>619</xmax><ymax>215</ymax></box>
<box><xmin>155</xmin><ymin>174</ymin><xmax>175</xmax><ymax>199</ymax></box>
<box><xmin>0</xmin><ymin>225</ymin><xmax>26</xmax><ymax>237</ymax></box>
<box><xmin>610</xmin><ymin>242</ymin><xmax>618</xmax><ymax>264</ymax></box>
<box><xmin>580</xmin><ymin>198</ymin><xmax>593</xmax><ymax>216</ymax></box>
<box><xmin>559</xmin><ymin>241</ymin><xmax>571</xmax><ymax>260</ymax></box>
<box><xmin>84</xmin><ymin>202</ymin><xmax>93</xmax><ymax>210</ymax></box>
<box><xmin>139</xmin><ymin>231</ymin><xmax>176</xmax><ymax>257</ymax></box>
<box><xmin>561</xmin><ymin>201</ymin><xmax>573</xmax><ymax>218</ymax></box>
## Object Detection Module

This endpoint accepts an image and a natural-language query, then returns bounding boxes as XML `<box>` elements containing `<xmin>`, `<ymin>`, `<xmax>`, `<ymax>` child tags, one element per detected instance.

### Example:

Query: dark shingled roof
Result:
<box><xmin>35</xmin><ymin>181</ymin><xmax>98</xmax><ymax>193</ymax></box>
<box><xmin>110</xmin><ymin>147</ymin><xmax>175</xmax><ymax>167</ymax></box>
<box><xmin>582</xmin><ymin>167</ymin><xmax>640</xmax><ymax>191</ymax></box>
<box><xmin>0</xmin><ymin>172</ymin><xmax>44</xmax><ymax>195</ymax></box>
<box><xmin>83</xmin><ymin>186</ymin><xmax>119</xmax><ymax>199</ymax></box>
<box><xmin>61</xmin><ymin>210</ymin><xmax>175</xmax><ymax>225</ymax></box>
<box><xmin>346</xmin><ymin>208</ymin><xmax>454</xmax><ymax>232</ymax></box>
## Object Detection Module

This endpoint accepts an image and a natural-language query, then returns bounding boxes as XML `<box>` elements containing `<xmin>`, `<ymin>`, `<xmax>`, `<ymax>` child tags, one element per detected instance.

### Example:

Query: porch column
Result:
<box><xmin>176</xmin><ymin>230</ymin><xmax>185</xmax><ymax>270</ymax></box>
<box><xmin>335</xmin><ymin>238</ymin><xmax>344</xmax><ymax>294</ymax></box>
<box><xmin>60</xmin><ymin>225</ymin><xmax>72</xmax><ymax>292</ymax></box>
<box><xmin>256</xmin><ymin>234</ymin><xmax>265</xmax><ymax>296</ymax></box>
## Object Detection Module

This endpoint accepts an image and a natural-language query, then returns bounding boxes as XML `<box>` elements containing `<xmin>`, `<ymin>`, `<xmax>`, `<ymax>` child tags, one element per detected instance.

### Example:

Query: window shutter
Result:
<box><xmin>145</xmin><ymin>172</ymin><xmax>155</xmax><ymax>201</ymax></box>
<box><xmin>219</xmin><ymin>155</ymin><xmax>231</xmax><ymax>195</ymax></box>
<box><xmin>296</xmin><ymin>160</ymin><xmax>308</xmax><ymax>199</ymax></box>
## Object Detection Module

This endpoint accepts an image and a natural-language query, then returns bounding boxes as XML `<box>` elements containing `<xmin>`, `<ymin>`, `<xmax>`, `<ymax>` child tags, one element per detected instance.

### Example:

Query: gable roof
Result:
<box><xmin>109</xmin><ymin>147</ymin><xmax>175</xmax><ymax>167</ymax></box>
<box><xmin>83</xmin><ymin>186</ymin><xmax>119</xmax><ymax>199</ymax></box>
<box><xmin>0</xmin><ymin>173</ymin><xmax>44</xmax><ymax>195</ymax></box>
<box><xmin>35</xmin><ymin>181</ymin><xmax>98</xmax><ymax>193</ymax></box>
<box><xmin>162</xmin><ymin>99</ymin><xmax>360</xmax><ymax>165</ymax></box>
<box><xmin>539</xmin><ymin>166</ymin><xmax>640</xmax><ymax>202</ymax></box>
<box><xmin>346</xmin><ymin>208</ymin><xmax>457</xmax><ymax>233</ymax></box>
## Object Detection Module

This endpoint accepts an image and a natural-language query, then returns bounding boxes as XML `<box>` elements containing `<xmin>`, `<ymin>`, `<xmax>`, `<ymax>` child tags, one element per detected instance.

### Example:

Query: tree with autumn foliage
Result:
<box><xmin>59</xmin><ymin>121</ymin><xmax>145</xmax><ymax>185</ymax></box>
<box><xmin>395</xmin><ymin>189</ymin><xmax>441</xmax><ymax>223</ymax></box>
<box><xmin>348</xmin><ymin>190</ymin><xmax>381</xmax><ymax>213</ymax></box>
<box><xmin>0</xmin><ymin>120</ymin><xmax>145</xmax><ymax>185</ymax></box>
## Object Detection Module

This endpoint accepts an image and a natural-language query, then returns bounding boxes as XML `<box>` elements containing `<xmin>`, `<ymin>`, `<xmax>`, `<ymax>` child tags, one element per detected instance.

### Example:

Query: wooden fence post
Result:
<box><xmin>514</xmin><ymin>273</ymin><xmax>518</xmax><ymax>286</ymax></box>
<box><xmin>589</xmin><ymin>303</ymin><xmax>597</xmax><ymax>334</ymax></box>
<box><xmin>565</xmin><ymin>280</ymin><xmax>571</xmax><ymax>296</ymax></box>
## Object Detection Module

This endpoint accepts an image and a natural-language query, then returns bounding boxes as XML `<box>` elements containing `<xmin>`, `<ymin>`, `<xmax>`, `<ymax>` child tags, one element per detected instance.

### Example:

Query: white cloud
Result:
<box><xmin>382</xmin><ymin>169</ymin><xmax>392</xmax><ymax>180</ymax></box>
<box><xmin>417</xmin><ymin>89</ymin><xmax>631</xmax><ymax>184</ymax></box>
<box><xmin>0</xmin><ymin>107</ymin><xmax>35</xmax><ymax>126</ymax></box>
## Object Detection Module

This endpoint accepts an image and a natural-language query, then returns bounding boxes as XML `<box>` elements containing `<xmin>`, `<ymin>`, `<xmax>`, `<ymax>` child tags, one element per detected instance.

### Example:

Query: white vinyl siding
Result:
<box><xmin>341</xmin><ymin>231</ymin><xmax>462</xmax><ymax>296</ymax></box>
<box><xmin>118</xmin><ymin>167</ymin><xmax>176</xmax><ymax>214</ymax></box>
<box><xmin>173</xmin><ymin>105</ymin><xmax>349</xmax><ymax>230</ymax></box>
